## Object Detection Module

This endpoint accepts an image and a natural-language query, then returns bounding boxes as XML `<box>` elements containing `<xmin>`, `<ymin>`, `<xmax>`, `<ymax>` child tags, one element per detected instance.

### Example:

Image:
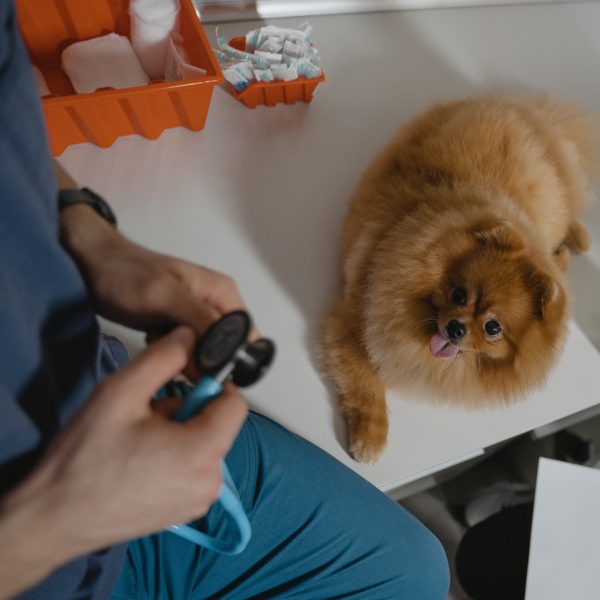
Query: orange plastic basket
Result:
<box><xmin>227</xmin><ymin>37</ymin><xmax>325</xmax><ymax>109</ymax></box>
<box><xmin>16</xmin><ymin>0</ymin><xmax>223</xmax><ymax>155</ymax></box>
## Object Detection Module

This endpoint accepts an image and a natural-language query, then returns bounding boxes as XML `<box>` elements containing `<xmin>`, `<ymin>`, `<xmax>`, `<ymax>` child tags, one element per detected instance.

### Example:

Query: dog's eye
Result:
<box><xmin>451</xmin><ymin>288</ymin><xmax>468</xmax><ymax>306</ymax></box>
<box><xmin>484</xmin><ymin>320</ymin><xmax>502</xmax><ymax>337</ymax></box>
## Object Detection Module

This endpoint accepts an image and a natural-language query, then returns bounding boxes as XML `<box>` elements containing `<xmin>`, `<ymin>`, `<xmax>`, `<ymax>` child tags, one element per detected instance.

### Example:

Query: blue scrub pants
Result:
<box><xmin>110</xmin><ymin>411</ymin><xmax>449</xmax><ymax>599</ymax></box>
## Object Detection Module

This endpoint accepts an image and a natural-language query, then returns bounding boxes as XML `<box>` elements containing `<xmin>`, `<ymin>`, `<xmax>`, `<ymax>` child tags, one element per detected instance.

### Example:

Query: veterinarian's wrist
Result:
<box><xmin>55</xmin><ymin>160</ymin><xmax>121</xmax><ymax>260</ymax></box>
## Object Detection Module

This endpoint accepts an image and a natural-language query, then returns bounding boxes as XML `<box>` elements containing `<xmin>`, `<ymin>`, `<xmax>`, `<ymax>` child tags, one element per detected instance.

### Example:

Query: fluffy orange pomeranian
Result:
<box><xmin>320</xmin><ymin>95</ymin><xmax>595</xmax><ymax>463</ymax></box>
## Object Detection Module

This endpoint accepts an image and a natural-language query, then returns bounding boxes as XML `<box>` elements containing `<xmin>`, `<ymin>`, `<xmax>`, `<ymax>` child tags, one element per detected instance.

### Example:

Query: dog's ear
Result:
<box><xmin>530</xmin><ymin>270</ymin><xmax>566</xmax><ymax>320</ymax></box>
<box><xmin>471</xmin><ymin>220</ymin><xmax>523</xmax><ymax>255</ymax></box>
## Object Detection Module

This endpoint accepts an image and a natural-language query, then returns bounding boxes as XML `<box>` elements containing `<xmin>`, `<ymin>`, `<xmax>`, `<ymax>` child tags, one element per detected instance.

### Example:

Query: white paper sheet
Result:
<box><xmin>61</xmin><ymin>34</ymin><xmax>150</xmax><ymax>94</ymax></box>
<box><xmin>525</xmin><ymin>458</ymin><xmax>600</xmax><ymax>600</ymax></box>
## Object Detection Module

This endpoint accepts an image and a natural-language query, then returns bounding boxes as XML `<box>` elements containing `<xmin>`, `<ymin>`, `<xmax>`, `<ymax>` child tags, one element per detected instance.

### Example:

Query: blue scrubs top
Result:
<box><xmin>0</xmin><ymin>2</ymin><xmax>126</xmax><ymax>597</ymax></box>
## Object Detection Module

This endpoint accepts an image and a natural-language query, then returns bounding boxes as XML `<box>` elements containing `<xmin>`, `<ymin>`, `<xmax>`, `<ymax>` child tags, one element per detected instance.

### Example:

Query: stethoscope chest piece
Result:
<box><xmin>194</xmin><ymin>310</ymin><xmax>275</xmax><ymax>386</ymax></box>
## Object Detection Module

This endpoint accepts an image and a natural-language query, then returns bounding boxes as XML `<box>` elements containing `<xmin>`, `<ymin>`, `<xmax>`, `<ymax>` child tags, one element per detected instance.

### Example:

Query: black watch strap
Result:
<box><xmin>58</xmin><ymin>187</ymin><xmax>118</xmax><ymax>227</ymax></box>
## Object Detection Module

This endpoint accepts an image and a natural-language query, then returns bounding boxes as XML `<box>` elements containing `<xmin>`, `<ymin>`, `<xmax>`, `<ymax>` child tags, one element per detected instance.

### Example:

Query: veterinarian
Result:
<box><xmin>0</xmin><ymin>3</ymin><xmax>449</xmax><ymax>598</ymax></box>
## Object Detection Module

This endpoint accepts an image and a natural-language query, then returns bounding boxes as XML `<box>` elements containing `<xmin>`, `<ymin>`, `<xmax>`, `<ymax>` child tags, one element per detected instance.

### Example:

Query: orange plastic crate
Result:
<box><xmin>227</xmin><ymin>37</ymin><xmax>325</xmax><ymax>109</ymax></box>
<box><xmin>16</xmin><ymin>0</ymin><xmax>223</xmax><ymax>155</ymax></box>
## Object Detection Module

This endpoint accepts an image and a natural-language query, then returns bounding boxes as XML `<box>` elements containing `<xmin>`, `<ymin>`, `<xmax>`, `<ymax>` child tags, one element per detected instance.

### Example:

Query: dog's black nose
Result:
<box><xmin>446</xmin><ymin>320</ymin><xmax>466</xmax><ymax>341</ymax></box>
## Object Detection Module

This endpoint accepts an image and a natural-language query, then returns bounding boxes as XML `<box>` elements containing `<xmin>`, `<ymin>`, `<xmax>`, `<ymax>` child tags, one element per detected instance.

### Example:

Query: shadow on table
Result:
<box><xmin>570</xmin><ymin>203</ymin><xmax>600</xmax><ymax>353</ymax></box>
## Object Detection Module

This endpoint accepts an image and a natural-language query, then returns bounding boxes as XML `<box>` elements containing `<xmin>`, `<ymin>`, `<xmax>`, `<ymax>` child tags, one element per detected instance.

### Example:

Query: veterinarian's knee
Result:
<box><xmin>411</xmin><ymin>530</ymin><xmax>450</xmax><ymax>599</ymax></box>
<box><xmin>385</xmin><ymin>524</ymin><xmax>450</xmax><ymax>600</ymax></box>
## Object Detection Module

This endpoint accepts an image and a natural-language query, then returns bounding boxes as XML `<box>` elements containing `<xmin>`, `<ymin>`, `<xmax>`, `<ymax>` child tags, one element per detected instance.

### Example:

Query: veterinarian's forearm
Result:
<box><xmin>0</xmin><ymin>485</ymin><xmax>78</xmax><ymax>598</ymax></box>
<box><xmin>59</xmin><ymin>199</ymin><xmax>123</xmax><ymax>271</ymax></box>
<box><xmin>54</xmin><ymin>158</ymin><xmax>77</xmax><ymax>190</ymax></box>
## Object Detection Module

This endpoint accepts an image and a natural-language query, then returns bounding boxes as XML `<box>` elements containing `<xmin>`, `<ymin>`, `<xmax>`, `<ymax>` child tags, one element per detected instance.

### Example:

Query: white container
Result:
<box><xmin>129</xmin><ymin>0</ymin><xmax>180</xmax><ymax>79</ymax></box>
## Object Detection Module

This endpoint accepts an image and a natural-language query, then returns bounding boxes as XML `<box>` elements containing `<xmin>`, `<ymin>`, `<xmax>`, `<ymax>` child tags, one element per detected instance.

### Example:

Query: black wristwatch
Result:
<box><xmin>58</xmin><ymin>187</ymin><xmax>118</xmax><ymax>227</ymax></box>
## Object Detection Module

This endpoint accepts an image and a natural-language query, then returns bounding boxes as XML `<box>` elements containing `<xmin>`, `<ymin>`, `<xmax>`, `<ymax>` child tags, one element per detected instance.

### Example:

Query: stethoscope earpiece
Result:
<box><xmin>231</xmin><ymin>338</ymin><xmax>275</xmax><ymax>387</ymax></box>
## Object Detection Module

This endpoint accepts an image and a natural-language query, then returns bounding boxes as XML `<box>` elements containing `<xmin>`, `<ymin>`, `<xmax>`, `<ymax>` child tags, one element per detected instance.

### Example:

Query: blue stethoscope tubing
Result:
<box><xmin>167</xmin><ymin>376</ymin><xmax>252</xmax><ymax>555</ymax></box>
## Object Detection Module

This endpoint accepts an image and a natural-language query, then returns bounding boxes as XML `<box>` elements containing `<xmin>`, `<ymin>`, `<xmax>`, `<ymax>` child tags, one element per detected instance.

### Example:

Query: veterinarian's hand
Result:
<box><xmin>60</xmin><ymin>203</ymin><xmax>251</xmax><ymax>338</ymax></box>
<box><xmin>0</xmin><ymin>327</ymin><xmax>247</xmax><ymax>598</ymax></box>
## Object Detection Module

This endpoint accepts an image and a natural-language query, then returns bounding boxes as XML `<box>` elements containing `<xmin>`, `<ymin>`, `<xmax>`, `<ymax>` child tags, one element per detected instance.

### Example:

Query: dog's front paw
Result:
<box><xmin>566</xmin><ymin>222</ymin><xmax>592</xmax><ymax>254</ymax></box>
<box><xmin>347</xmin><ymin>413</ymin><xmax>388</xmax><ymax>464</ymax></box>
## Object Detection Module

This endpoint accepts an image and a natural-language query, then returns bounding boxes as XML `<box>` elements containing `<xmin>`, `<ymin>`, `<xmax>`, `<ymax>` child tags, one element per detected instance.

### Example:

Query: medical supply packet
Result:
<box><xmin>214</xmin><ymin>22</ymin><xmax>322</xmax><ymax>93</ymax></box>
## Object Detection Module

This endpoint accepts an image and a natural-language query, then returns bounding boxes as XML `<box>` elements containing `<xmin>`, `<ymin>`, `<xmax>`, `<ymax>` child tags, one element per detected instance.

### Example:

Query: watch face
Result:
<box><xmin>195</xmin><ymin>311</ymin><xmax>251</xmax><ymax>373</ymax></box>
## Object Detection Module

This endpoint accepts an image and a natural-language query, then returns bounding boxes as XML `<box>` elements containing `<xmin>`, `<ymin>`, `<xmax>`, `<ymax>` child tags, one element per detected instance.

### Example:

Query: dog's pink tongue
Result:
<box><xmin>429</xmin><ymin>333</ymin><xmax>460</xmax><ymax>359</ymax></box>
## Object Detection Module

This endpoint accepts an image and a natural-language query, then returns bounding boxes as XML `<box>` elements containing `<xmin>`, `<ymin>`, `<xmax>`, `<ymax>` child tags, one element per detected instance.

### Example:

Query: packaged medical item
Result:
<box><xmin>271</xmin><ymin>63</ymin><xmax>297</xmax><ymax>82</ymax></box>
<box><xmin>256</xmin><ymin>23</ymin><xmax>313</xmax><ymax>47</ymax></box>
<box><xmin>216</xmin><ymin>30</ymin><xmax>270</xmax><ymax>69</ymax></box>
<box><xmin>221</xmin><ymin>61</ymin><xmax>257</xmax><ymax>91</ymax></box>
<box><xmin>257</xmin><ymin>37</ymin><xmax>283</xmax><ymax>54</ymax></box>
<box><xmin>253</xmin><ymin>68</ymin><xmax>275</xmax><ymax>83</ymax></box>
<box><xmin>164</xmin><ymin>33</ymin><xmax>207</xmax><ymax>81</ymax></box>
<box><xmin>296</xmin><ymin>58</ymin><xmax>321</xmax><ymax>79</ymax></box>
<box><xmin>222</xmin><ymin>65</ymin><xmax>248</xmax><ymax>91</ymax></box>
<box><xmin>282</xmin><ymin>40</ymin><xmax>304</xmax><ymax>59</ymax></box>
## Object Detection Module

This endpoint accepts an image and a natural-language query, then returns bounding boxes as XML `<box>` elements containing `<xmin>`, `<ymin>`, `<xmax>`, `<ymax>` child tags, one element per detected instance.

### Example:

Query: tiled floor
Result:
<box><xmin>400</xmin><ymin>414</ymin><xmax>600</xmax><ymax>600</ymax></box>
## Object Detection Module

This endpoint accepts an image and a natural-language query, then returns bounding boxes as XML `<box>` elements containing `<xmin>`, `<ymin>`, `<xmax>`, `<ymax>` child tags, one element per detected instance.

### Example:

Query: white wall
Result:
<box><xmin>194</xmin><ymin>0</ymin><xmax>566</xmax><ymax>22</ymax></box>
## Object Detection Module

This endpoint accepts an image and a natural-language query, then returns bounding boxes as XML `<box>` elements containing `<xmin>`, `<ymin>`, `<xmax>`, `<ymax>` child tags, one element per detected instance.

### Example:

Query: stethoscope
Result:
<box><xmin>157</xmin><ymin>310</ymin><xmax>275</xmax><ymax>555</ymax></box>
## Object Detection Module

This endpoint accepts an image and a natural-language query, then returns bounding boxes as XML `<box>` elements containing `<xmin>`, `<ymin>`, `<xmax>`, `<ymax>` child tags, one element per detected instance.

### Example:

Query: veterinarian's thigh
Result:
<box><xmin>111</xmin><ymin>412</ymin><xmax>449</xmax><ymax>600</ymax></box>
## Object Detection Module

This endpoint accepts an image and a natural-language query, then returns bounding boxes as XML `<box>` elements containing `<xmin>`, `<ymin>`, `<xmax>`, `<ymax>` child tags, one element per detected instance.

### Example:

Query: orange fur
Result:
<box><xmin>319</xmin><ymin>95</ymin><xmax>596</xmax><ymax>464</ymax></box>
